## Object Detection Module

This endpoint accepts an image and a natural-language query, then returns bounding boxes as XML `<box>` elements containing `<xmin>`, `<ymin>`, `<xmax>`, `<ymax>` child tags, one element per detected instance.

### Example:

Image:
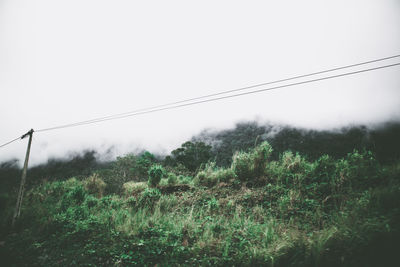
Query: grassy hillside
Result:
<box><xmin>194</xmin><ymin>121</ymin><xmax>400</xmax><ymax>166</ymax></box>
<box><xmin>1</xmin><ymin>140</ymin><xmax>399</xmax><ymax>266</ymax></box>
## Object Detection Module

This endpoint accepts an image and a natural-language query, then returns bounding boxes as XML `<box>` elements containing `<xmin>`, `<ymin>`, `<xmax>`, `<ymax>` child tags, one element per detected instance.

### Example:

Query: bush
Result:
<box><xmin>138</xmin><ymin>187</ymin><xmax>161</xmax><ymax>207</ymax></box>
<box><xmin>194</xmin><ymin>162</ymin><xmax>217</xmax><ymax>186</ymax></box>
<box><xmin>95</xmin><ymin>169</ymin><xmax>120</xmax><ymax>194</ymax></box>
<box><xmin>213</xmin><ymin>168</ymin><xmax>236</xmax><ymax>183</ymax></box>
<box><xmin>339</xmin><ymin>150</ymin><xmax>381</xmax><ymax>189</ymax></box>
<box><xmin>167</xmin><ymin>172</ymin><xmax>178</xmax><ymax>185</ymax></box>
<box><xmin>253</xmin><ymin>141</ymin><xmax>273</xmax><ymax>176</ymax></box>
<box><xmin>232</xmin><ymin>151</ymin><xmax>254</xmax><ymax>181</ymax></box>
<box><xmin>122</xmin><ymin>181</ymin><xmax>148</xmax><ymax>196</ymax></box>
<box><xmin>178</xmin><ymin>175</ymin><xmax>192</xmax><ymax>185</ymax></box>
<box><xmin>194</xmin><ymin>162</ymin><xmax>236</xmax><ymax>187</ymax></box>
<box><xmin>83</xmin><ymin>174</ymin><xmax>106</xmax><ymax>198</ymax></box>
<box><xmin>159</xmin><ymin>178</ymin><xmax>169</xmax><ymax>186</ymax></box>
<box><xmin>148</xmin><ymin>164</ymin><xmax>166</xmax><ymax>187</ymax></box>
<box><xmin>309</xmin><ymin>155</ymin><xmax>337</xmax><ymax>197</ymax></box>
<box><xmin>266</xmin><ymin>151</ymin><xmax>313</xmax><ymax>188</ymax></box>
<box><xmin>232</xmin><ymin>141</ymin><xmax>272</xmax><ymax>182</ymax></box>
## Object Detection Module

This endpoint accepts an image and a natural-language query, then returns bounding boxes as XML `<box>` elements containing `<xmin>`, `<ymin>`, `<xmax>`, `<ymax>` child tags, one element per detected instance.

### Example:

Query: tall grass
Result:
<box><xmin>1</xmin><ymin>143</ymin><xmax>399</xmax><ymax>266</ymax></box>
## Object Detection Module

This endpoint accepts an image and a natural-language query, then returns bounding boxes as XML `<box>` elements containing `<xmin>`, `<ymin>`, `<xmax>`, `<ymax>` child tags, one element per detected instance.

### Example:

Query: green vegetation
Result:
<box><xmin>147</xmin><ymin>164</ymin><xmax>165</xmax><ymax>187</ymax></box>
<box><xmin>194</xmin><ymin>121</ymin><xmax>400</xmax><ymax>166</ymax></box>
<box><xmin>1</xmin><ymin>122</ymin><xmax>400</xmax><ymax>266</ymax></box>
<box><xmin>165</xmin><ymin>141</ymin><xmax>212</xmax><ymax>172</ymax></box>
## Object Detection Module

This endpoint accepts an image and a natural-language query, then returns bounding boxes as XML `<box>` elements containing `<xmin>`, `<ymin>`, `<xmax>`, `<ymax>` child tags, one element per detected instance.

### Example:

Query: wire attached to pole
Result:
<box><xmin>0</xmin><ymin>129</ymin><xmax>35</xmax><ymax>149</ymax></box>
<box><xmin>35</xmin><ymin>62</ymin><xmax>400</xmax><ymax>133</ymax></box>
<box><xmin>0</xmin><ymin>137</ymin><xmax>22</xmax><ymax>148</ymax></box>
<box><xmin>34</xmin><ymin>54</ymin><xmax>400</xmax><ymax>132</ymax></box>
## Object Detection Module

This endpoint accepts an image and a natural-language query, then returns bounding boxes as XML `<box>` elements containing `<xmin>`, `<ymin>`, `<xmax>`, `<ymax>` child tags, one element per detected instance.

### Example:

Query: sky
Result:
<box><xmin>1</xmin><ymin>0</ymin><xmax>400</xmax><ymax>165</ymax></box>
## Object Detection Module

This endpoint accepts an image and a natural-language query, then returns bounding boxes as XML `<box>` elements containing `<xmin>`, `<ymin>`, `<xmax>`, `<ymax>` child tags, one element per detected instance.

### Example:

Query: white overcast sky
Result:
<box><xmin>1</xmin><ymin>0</ymin><xmax>400</xmax><ymax>164</ymax></box>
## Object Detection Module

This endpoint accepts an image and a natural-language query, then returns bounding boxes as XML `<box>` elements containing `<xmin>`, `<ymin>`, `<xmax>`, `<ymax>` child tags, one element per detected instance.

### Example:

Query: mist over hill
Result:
<box><xmin>1</xmin><ymin>120</ymin><xmax>400</xmax><ymax>193</ymax></box>
<box><xmin>1</xmin><ymin>120</ymin><xmax>400</xmax><ymax>266</ymax></box>
<box><xmin>193</xmin><ymin>120</ymin><xmax>400</xmax><ymax>166</ymax></box>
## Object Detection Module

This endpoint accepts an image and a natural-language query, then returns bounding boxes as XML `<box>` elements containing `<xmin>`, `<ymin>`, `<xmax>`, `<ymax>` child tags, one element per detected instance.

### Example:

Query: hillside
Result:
<box><xmin>0</xmin><ymin>122</ymin><xmax>400</xmax><ymax>266</ymax></box>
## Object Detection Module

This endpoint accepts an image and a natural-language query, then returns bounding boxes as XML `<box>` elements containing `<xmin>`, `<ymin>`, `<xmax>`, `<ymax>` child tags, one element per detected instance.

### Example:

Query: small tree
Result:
<box><xmin>148</xmin><ymin>164</ymin><xmax>165</xmax><ymax>187</ymax></box>
<box><xmin>170</xmin><ymin>141</ymin><xmax>212</xmax><ymax>172</ymax></box>
<box><xmin>232</xmin><ymin>141</ymin><xmax>273</xmax><ymax>182</ymax></box>
<box><xmin>137</xmin><ymin>151</ymin><xmax>156</xmax><ymax>179</ymax></box>
<box><xmin>232</xmin><ymin>151</ymin><xmax>253</xmax><ymax>181</ymax></box>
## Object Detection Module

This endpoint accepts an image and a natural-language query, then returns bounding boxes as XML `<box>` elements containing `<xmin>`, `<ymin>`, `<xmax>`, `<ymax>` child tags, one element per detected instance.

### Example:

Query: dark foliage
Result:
<box><xmin>195</xmin><ymin>121</ymin><xmax>400</xmax><ymax>166</ymax></box>
<box><xmin>27</xmin><ymin>150</ymin><xmax>110</xmax><ymax>186</ymax></box>
<box><xmin>0</xmin><ymin>135</ymin><xmax>399</xmax><ymax>266</ymax></box>
<box><xmin>167</xmin><ymin>141</ymin><xmax>212</xmax><ymax>172</ymax></box>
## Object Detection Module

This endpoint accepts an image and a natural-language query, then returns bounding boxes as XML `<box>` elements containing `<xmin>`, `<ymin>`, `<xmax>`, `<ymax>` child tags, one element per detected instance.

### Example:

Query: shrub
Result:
<box><xmin>83</xmin><ymin>174</ymin><xmax>106</xmax><ymax>198</ymax></box>
<box><xmin>309</xmin><ymin>155</ymin><xmax>337</xmax><ymax>197</ymax></box>
<box><xmin>159</xmin><ymin>178</ymin><xmax>169</xmax><ymax>186</ymax></box>
<box><xmin>167</xmin><ymin>172</ymin><xmax>178</xmax><ymax>185</ymax></box>
<box><xmin>195</xmin><ymin>162</ymin><xmax>237</xmax><ymax>187</ymax></box>
<box><xmin>340</xmin><ymin>150</ymin><xmax>381</xmax><ymax>189</ymax></box>
<box><xmin>148</xmin><ymin>164</ymin><xmax>166</xmax><ymax>187</ymax></box>
<box><xmin>232</xmin><ymin>141</ymin><xmax>273</xmax><ymax>182</ymax></box>
<box><xmin>253</xmin><ymin>141</ymin><xmax>273</xmax><ymax>176</ymax></box>
<box><xmin>138</xmin><ymin>187</ymin><xmax>161</xmax><ymax>207</ymax></box>
<box><xmin>266</xmin><ymin>151</ymin><xmax>313</xmax><ymax>188</ymax></box>
<box><xmin>95</xmin><ymin>169</ymin><xmax>120</xmax><ymax>194</ymax></box>
<box><xmin>122</xmin><ymin>181</ymin><xmax>148</xmax><ymax>196</ymax></box>
<box><xmin>178</xmin><ymin>175</ymin><xmax>193</xmax><ymax>185</ymax></box>
<box><xmin>213</xmin><ymin>168</ymin><xmax>236</xmax><ymax>183</ymax></box>
<box><xmin>194</xmin><ymin>162</ymin><xmax>216</xmax><ymax>186</ymax></box>
<box><xmin>232</xmin><ymin>151</ymin><xmax>253</xmax><ymax>181</ymax></box>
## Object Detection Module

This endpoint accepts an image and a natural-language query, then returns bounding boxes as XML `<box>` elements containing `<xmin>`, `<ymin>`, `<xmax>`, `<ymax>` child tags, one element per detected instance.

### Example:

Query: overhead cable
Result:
<box><xmin>35</xmin><ymin>62</ymin><xmax>400</xmax><ymax>133</ymax></box>
<box><xmin>0</xmin><ymin>136</ymin><xmax>21</xmax><ymax>148</ymax></box>
<box><xmin>35</xmin><ymin>54</ymin><xmax>400</xmax><ymax>131</ymax></box>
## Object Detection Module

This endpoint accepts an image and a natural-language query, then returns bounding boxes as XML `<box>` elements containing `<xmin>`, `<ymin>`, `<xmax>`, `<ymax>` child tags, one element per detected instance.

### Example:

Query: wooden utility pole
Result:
<box><xmin>12</xmin><ymin>129</ymin><xmax>34</xmax><ymax>227</ymax></box>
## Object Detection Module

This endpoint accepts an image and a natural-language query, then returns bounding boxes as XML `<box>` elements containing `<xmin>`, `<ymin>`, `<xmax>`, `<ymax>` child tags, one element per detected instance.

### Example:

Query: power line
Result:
<box><xmin>0</xmin><ymin>130</ymin><xmax>33</xmax><ymax>149</ymax></box>
<box><xmin>0</xmin><ymin>136</ymin><xmax>22</xmax><ymax>148</ymax></box>
<box><xmin>35</xmin><ymin>61</ymin><xmax>400</xmax><ymax>133</ymax></box>
<box><xmin>35</xmin><ymin>54</ymin><xmax>400</xmax><ymax>132</ymax></box>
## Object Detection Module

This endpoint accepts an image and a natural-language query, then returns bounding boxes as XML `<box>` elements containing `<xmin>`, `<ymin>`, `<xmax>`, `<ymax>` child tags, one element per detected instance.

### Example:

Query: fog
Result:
<box><xmin>1</xmin><ymin>0</ymin><xmax>400</xmax><ymax>165</ymax></box>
